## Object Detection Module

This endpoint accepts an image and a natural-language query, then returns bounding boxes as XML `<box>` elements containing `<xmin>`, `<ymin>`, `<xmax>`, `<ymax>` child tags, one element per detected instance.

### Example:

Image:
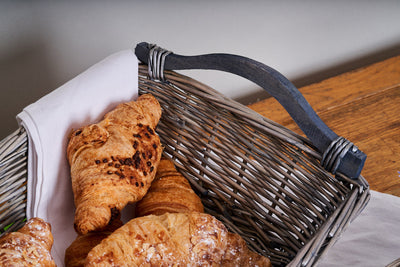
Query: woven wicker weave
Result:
<box><xmin>0</xmin><ymin>128</ymin><xmax>28</xmax><ymax>234</ymax></box>
<box><xmin>0</xmin><ymin>48</ymin><xmax>370</xmax><ymax>266</ymax></box>
<box><xmin>137</xmin><ymin>65</ymin><xmax>370</xmax><ymax>266</ymax></box>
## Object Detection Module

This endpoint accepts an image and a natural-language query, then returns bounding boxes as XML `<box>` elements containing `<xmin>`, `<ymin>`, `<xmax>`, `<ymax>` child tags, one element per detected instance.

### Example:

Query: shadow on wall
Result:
<box><xmin>236</xmin><ymin>42</ymin><xmax>400</xmax><ymax>105</ymax></box>
<box><xmin>0</xmin><ymin>40</ymin><xmax>58</xmax><ymax>140</ymax></box>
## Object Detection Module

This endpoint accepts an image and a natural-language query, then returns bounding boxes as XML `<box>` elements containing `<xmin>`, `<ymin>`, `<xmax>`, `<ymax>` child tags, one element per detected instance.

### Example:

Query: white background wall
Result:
<box><xmin>1</xmin><ymin>1</ymin><xmax>400</xmax><ymax>139</ymax></box>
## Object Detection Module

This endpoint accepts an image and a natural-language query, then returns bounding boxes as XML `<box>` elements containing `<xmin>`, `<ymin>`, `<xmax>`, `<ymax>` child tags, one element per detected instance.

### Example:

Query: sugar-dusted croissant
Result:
<box><xmin>135</xmin><ymin>158</ymin><xmax>204</xmax><ymax>217</ymax></box>
<box><xmin>0</xmin><ymin>217</ymin><xmax>56</xmax><ymax>266</ymax></box>
<box><xmin>65</xmin><ymin>219</ymin><xmax>123</xmax><ymax>267</ymax></box>
<box><xmin>85</xmin><ymin>212</ymin><xmax>271</xmax><ymax>267</ymax></box>
<box><xmin>67</xmin><ymin>94</ymin><xmax>163</xmax><ymax>235</ymax></box>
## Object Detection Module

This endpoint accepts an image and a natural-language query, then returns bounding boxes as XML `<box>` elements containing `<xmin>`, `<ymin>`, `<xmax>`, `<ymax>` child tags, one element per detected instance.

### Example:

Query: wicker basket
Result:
<box><xmin>0</xmin><ymin>43</ymin><xmax>370</xmax><ymax>266</ymax></box>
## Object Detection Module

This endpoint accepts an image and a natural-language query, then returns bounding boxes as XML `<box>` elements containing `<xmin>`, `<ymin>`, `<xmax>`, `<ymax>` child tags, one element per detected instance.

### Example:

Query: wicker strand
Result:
<box><xmin>0</xmin><ymin>127</ymin><xmax>28</xmax><ymax>235</ymax></box>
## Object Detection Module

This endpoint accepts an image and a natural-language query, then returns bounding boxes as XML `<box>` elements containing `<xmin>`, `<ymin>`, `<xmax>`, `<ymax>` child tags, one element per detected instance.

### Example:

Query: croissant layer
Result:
<box><xmin>67</xmin><ymin>94</ymin><xmax>163</xmax><ymax>234</ymax></box>
<box><xmin>135</xmin><ymin>158</ymin><xmax>204</xmax><ymax>217</ymax></box>
<box><xmin>0</xmin><ymin>218</ymin><xmax>55</xmax><ymax>267</ymax></box>
<box><xmin>65</xmin><ymin>219</ymin><xmax>123</xmax><ymax>267</ymax></box>
<box><xmin>85</xmin><ymin>212</ymin><xmax>270</xmax><ymax>267</ymax></box>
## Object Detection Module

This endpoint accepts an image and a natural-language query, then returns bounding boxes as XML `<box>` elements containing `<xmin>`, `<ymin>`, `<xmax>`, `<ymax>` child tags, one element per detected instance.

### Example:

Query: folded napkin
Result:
<box><xmin>17</xmin><ymin>49</ymin><xmax>139</xmax><ymax>266</ymax></box>
<box><xmin>319</xmin><ymin>190</ymin><xmax>400</xmax><ymax>267</ymax></box>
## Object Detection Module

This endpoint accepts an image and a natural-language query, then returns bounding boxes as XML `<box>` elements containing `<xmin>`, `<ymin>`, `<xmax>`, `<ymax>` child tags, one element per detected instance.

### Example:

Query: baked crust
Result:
<box><xmin>0</xmin><ymin>218</ymin><xmax>55</xmax><ymax>267</ymax></box>
<box><xmin>85</xmin><ymin>212</ymin><xmax>270</xmax><ymax>266</ymax></box>
<box><xmin>67</xmin><ymin>94</ymin><xmax>163</xmax><ymax>235</ymax></box>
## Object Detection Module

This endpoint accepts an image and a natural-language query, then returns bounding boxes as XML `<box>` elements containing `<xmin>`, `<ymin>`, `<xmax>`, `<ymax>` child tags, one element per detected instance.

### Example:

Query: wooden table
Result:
<box><xmin>248</xmin><ymin>55</ymin><xmax>400</xmax><ymax>197</ymax></box>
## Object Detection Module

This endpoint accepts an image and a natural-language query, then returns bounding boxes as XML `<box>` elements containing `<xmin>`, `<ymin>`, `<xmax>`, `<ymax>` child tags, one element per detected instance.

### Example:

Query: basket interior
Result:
<box><xmin>138</xmin><ymin>65</ymin><xmax>363</xmax><ymax>266</ymax></box>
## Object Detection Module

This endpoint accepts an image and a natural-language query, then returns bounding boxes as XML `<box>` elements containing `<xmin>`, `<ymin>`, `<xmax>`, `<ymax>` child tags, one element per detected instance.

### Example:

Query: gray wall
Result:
<box><xmin>1</xmin><ymin>1</ymin><xmax>400</xmax><ymax>139</ymax></box>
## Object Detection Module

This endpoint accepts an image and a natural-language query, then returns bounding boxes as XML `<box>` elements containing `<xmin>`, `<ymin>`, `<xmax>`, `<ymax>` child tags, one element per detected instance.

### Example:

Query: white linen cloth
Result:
<box><xmin>318</xmin><ymin>190</ymin><xmax>400</xmax><ymax>267</ymax></box>
<box><xmin>17</xmin><ymin>49</ymin><xmax>139</xmax><ymax>266</ymax></box>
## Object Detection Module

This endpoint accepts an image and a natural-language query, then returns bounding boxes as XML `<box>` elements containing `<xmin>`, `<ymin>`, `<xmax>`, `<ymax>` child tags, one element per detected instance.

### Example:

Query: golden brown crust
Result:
<box><xmin>67</xmin><ymin>94</ymin><xmax>163</xmax><ymax>235</ymax></box>
<box><xmin>135</xmin><ymin>158</ymin><xmax>204</xmax><ymax>217</ymax></box>
<box><xmin>65</xmin><ymin>219</ymin><xmax>123</xmax><ymax>267</ymax></box>
<box><xmin>0</xmin><ymin>218</ymin><xmax>56</xmax><ymax>267</ymax></box>
<box><xmin>85</xmin><ymin>212</ymin><xmax>271</xmax><ymax>267</ymax></box>
<box><xmin>221</xmin><ymin>232</ymin><xmax>271</xmax><ymax>266</ymax></box>
<box><xmin>65</xmin><ymin>233</ymin><xmax>109</xmax><ymax>267</ymax></box>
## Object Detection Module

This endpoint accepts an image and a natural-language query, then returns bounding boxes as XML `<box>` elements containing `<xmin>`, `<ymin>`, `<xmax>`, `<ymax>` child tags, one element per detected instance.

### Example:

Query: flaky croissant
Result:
<box><xmin>85</xmin><ymin>212</ymin><xmax>271</xmax><ymax>267</ymax></box>
<box><xmin>65</xmin><ymin>219</ymin><xmax>123</xmax><ymax>267</ymax></box>
<box><xmin>135</xmin><ymin>158</ymin><xmax>204</xmax><ymax>217</ymax></box>
<box><xmin>0</xmin><ymin>217</ymin><xmax>56</xmax><ymax>266</ymax></box>
<box><xmin>67</xmin><ymin>94</ymin><xmax>163</xmax><ymax>235</ymax></box>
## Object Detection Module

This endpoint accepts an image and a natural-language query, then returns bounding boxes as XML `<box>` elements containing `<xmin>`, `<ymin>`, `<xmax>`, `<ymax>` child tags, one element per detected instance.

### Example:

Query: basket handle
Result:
<box><xmin>135</xmin><ymin>42</ymin><xmax>366</xmax><ymax>179</ymax></box>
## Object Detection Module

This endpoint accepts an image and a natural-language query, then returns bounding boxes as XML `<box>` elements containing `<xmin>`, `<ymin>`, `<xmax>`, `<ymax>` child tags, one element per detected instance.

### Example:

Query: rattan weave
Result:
<box><xmin>0</xmin><ymin>61</ymin><xmax>369</xmax><ymax>267</ymax></box>
<box><xmin>138</xmin><ymin>64</ymin><xmax>370</xmax><ymax>266</ymax></box>
<box><xmin>0</xmin><ymin>128</ymin><xmax>28</xmax><ymax>234</ymax></box>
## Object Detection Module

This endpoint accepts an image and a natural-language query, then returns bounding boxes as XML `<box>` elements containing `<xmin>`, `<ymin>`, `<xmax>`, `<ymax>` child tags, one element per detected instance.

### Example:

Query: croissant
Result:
<box><xmin>67</xmin><ymin>94</ymin><xmax>163</xmax><ymax>235</ymax></box>
<box><xmin>85</xmin><ymin>212</ymin><xmax>271</xmax><ymax>266</ymax></box>
<box><xmin>65</xmin><ymin>219</ymin><xmax>123</xmax><ymax>267</ymax></box>
<box><xmin>135</xmin><ymin>158</ymin><xmax>204</xmax><ymax>217</ymax></box>
<box><xmin>0</xmin><ymin>217</ymin><xmax>56</xmax><ymax>266</ymax></box>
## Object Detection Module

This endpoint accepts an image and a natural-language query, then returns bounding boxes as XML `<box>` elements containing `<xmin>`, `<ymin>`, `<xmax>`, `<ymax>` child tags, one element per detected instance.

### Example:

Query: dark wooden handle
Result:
<box><xmin>135</xmin><ymin>42</ymin><xmax>366</xmax><ymax>179</ymax></box>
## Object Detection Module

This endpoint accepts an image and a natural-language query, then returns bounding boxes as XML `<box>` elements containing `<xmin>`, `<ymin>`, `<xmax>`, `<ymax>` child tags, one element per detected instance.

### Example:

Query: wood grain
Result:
<box><xmin>248</xmin><ymin>55</ymin><xmax>400</xmax><ymax>196</ymax></box>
